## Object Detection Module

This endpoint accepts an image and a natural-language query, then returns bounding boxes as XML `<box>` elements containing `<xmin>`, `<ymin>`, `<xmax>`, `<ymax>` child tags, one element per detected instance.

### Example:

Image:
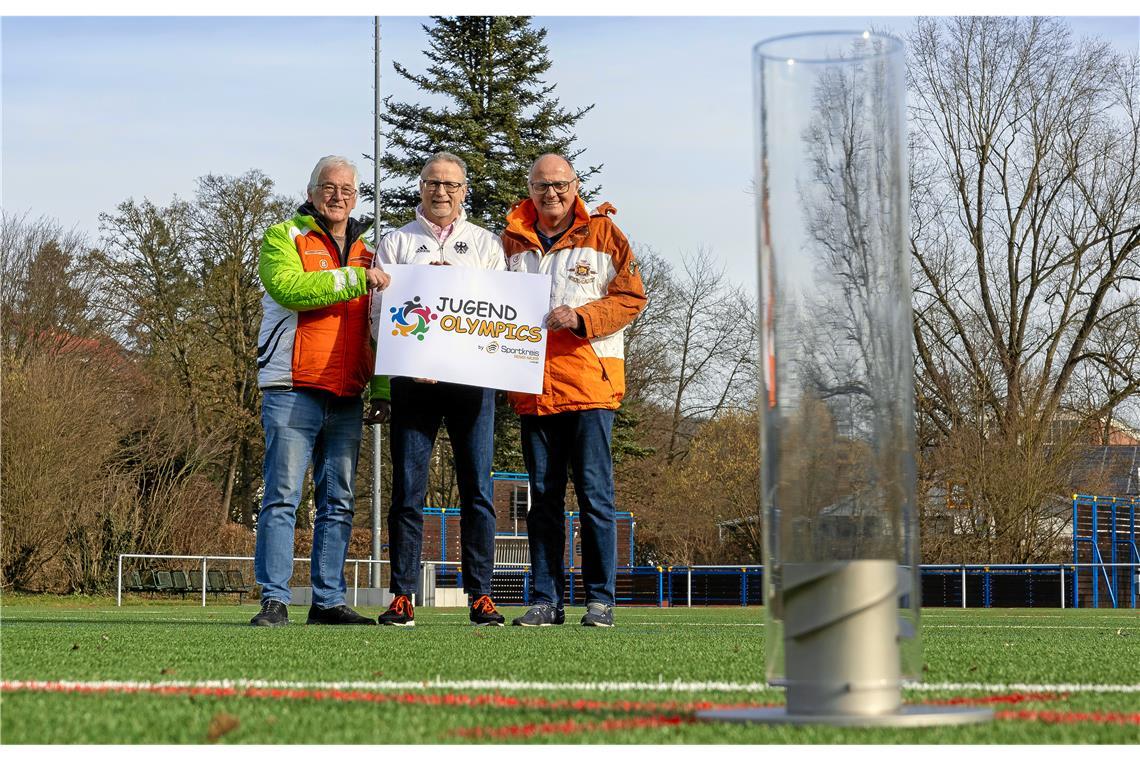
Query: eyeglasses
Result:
<box><xmin>421</xmin><ymin>179</ymin><xmax>466</xmax><ymax>194</ymax></box>
<box><xmin>318</xmin><ymin>184</ymin><xmax>357</xmax><ymax>198</ymax></box>
<box><xmin>529</xmin><ymin>179</ymin><xmax>577</xmax><ymax>194</ymax></box>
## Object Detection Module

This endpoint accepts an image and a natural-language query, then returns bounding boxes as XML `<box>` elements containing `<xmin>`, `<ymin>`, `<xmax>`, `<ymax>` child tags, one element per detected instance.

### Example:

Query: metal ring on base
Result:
<box><xmin>695</xmin><ymin>705</ymin><xmax>994</xmax><ymax>727</ymax></box>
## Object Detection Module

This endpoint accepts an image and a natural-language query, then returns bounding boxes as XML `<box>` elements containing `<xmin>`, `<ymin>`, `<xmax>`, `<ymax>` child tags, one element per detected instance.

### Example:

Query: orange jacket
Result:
<box><xmin>257</xmin><ymin>205</ymin><xmax>376</xmax><ymax>398</ymax></box>
<box><xmin>502</xmin><ymin>197</ymin><xmax>647</xmax><ymax>416</ymax></box>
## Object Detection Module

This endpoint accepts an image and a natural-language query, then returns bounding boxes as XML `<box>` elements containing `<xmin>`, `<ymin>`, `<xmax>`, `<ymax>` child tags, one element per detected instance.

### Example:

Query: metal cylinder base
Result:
<box><xmin>723</xmin><ymin>560</ymin><xmax>994</xmax><ymax>727</ymax></box>
<box><xmin>695</xmin><ymin>704</ymin><xmax>993</xmax><ymax>726</ymax></box>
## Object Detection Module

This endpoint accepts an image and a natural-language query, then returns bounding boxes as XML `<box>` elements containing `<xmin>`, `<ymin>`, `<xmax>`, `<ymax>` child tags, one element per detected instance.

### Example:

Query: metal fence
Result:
<box><xmin>117</xmin><ymin>554</ymin><xmax>1139</xmax><ymax>609</ymax></box>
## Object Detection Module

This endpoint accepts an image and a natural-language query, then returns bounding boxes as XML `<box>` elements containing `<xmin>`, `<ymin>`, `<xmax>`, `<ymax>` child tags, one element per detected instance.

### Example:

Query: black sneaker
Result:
<box><xmin>469</xmin><ymin>595</ymin><xmax>505</xmax><ymax>627</ymax></box>
<box><xmin>580</xmin><ymin>602</ymin><xmax>614</xmax><ymax>627</ymax></box>
<box><xmin>250</xmin><ymin>599</ymin><xmax>289</xmax><ymax>627</ymax></box>
<box><xmin>306</xmin><ymin>604</ymin><xmax>376</xmax><ymax>625</ymax></box>
<box><xmin>512</xmin><ymin>603</ymin><xmax>565</xmax><ymax>626</ymax></box>
<box><xmin>378</xmin><ymin>594</ymin><xmax>415</xmax><ymax>627</ymax></box>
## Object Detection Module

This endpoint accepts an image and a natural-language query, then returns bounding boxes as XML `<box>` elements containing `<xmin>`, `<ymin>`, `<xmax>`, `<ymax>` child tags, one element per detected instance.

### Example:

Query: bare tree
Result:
<box><xmin>93</xmin><ymin>174</ymin><xmax>297</xmax><ymax>526</ymax></box>
<box><xmin>188</xmin><ymin>171</ymin><xmax>294</xmax><ymax>524</ymax></box>
<box><xmin>1066</xmin><ymin>308</ymin><xmax>1140</xmax><ymax>443</ymax></box>
<box><xmin>908</xmin><ymin>17</ymin><xmax>1140</xmax><ymax>560</ymax></box>
<box><xmin>94</xmin><ymin>197</ymin><xmax>203</xmax><ymax>428</ymax></box>
<box><xmin>642</xmin><ymin>250</ymin><xmax>758</xmax><ymax>462</ymax></box>
<box><xmin>0</xmin><ymin>212</ymin><xmax>101</xmax><ymax>356</ymax></box>
<box><xmin>616</xmin><ymin>246</ymin><xmax>760</xmax><ymax>561</ymax></box>
<box><xmin>1</xmin><ymin>351</ymin><xmax>118</xmax><ymax>589</ymax></box>
<box><xmin>622</xmin><ymin>245</ymin><xmax>676</xmax><ymax>406</ymax></box>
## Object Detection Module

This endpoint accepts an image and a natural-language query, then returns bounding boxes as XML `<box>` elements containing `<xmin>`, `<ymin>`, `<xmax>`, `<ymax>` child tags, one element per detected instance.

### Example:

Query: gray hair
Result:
<box><xmin>307</xmin><ymin>155</ymin><xmax>359</xmax><ymax>194</ymax></box>
<box><xmin>420</xmin><ymin>152</ymin><xmax>468</xmax><ymax>180</ymax></box>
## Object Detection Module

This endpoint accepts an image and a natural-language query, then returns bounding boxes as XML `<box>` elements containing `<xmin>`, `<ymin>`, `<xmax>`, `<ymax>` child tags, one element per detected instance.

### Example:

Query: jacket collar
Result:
<box><xmin>415</xmin><ymin>205</ymin><xmax>467</xmax><ymax>240</ymax></box>
<box><xmin>297</xmin><ymin>201</ymin><xmax>369</xmax><ymax>248</ymax></box>
<box><xmin>503</xmin><ymin>196</ymin><xmax>591</xmax><ymax>251</ymax></box>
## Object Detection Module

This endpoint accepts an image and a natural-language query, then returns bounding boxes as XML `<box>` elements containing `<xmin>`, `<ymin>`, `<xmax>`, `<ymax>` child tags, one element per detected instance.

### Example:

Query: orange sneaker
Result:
<box><xmin>469</xmin><ymin>594</ymin><xmax>505</xmax><ymax>627</ymax></box>
<box><xmin>378</xmin><ymin>594</ymin><xmax>415</xmax><ymax>627</ymax></box>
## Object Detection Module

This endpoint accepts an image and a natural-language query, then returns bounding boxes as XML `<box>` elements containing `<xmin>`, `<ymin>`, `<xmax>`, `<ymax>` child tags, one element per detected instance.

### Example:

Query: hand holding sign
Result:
<box><xmin>546</xmin><ymin>304</ymin><xmax>583</xmax><ymax>332</ymax></box>
<box><xmin>366</xmin><ymin>267</ymin><xmax>391</xmax><ymax>290</ymax></box>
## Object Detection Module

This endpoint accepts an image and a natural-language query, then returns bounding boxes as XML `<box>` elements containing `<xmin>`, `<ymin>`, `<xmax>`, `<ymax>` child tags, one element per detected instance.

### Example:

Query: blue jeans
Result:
<box><xmin>520</xmin><ymin>409</ymin><xmax>616</xmax><ymax>608</ymax></box>
<box><xmin>388</xmin><ymin>379</ymin><xmax>496</xmax><ymax>597</ymax></box>
<box><xmin>254</xmin><ymin>388</ymin><xmax>363</xmax><ymax>607</ymax></box>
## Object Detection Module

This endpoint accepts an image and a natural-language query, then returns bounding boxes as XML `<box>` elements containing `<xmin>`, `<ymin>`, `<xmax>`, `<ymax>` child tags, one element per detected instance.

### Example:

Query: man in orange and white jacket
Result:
<box><xmin>501</xmin><ymin>154</ymin><xmax>646</xmax><ymax>628</ymax></box>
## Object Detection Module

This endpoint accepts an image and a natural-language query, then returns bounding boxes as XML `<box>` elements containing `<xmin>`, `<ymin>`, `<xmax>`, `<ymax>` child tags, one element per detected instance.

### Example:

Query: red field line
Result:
<box><xmin>0</xmin><ymin>681</ymin><xmax>766</xmax><ymax>714</ymax></box>
<box><xmin>452</xmin><ymin>703</ymin><xmax>1140</xmax><ymax>740</ymax></box>
<box><xmin>995</xmin><ymin>710</ymin><xmax>1140</xmax><ymax>726</ymax></box>
<box><xmin>924</xmin><ymin>692</ymin><xmax>1067</xmax><ymax>706</ymax></box>
<box><xmin>7</xmin><ymin>681</ymin><xmax>1137</xmax><ymax>735</ymax></box>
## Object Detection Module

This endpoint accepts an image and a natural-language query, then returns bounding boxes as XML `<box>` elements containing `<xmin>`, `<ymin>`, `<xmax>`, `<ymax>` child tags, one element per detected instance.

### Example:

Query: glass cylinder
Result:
<box><xmin>754</xmin><ymin>31</ymin><xmax>921</xmax><ymax>713</ymax></box>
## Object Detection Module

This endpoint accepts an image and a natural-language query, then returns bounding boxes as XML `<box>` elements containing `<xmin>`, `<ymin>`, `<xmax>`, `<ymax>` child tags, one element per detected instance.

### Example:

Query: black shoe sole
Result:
<box><xmin>250</xmin><ymin>619</ymin><xmax>288</xmax><ymax>627</ymax></box>
<box><xmin>305</xmin><ymin>619</ymin><xmax>377</xmax><ymax>625</ymax></box>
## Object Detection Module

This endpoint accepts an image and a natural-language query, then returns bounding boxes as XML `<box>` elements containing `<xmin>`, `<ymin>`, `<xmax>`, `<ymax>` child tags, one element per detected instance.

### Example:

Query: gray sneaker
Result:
<box><xmin>580</xmin><ymin>602</ymin><xmax>614</xmax><ymax>627</ymax></box>
<box><xmin>512</xmin><ymin>604</ymin><xmax>565</xmax><ymax>626</ymax></box>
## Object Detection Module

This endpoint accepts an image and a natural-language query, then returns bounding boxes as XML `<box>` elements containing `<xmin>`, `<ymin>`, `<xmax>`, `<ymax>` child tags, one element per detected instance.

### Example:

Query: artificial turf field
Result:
<box><xmin>0</xmin><ymin>596</ymin><xmax>1137</xmax><ymax>744</ymax></box>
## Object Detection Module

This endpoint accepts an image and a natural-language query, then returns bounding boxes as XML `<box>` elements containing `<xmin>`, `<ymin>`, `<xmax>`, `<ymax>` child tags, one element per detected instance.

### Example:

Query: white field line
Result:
<box><xmin>593</xmin><ymin>621</ymin><xmax>765</xmax><ymax>626</ymax></box>
<box><xmin>906</xmin><ymin>682</ymin><xmax>1140</xmax><ymax>694</ymax></box>
<box><xmin>922</xmin><ymin>614</ymin><xmax>1140</xmax><ymax>620</ymax></box>
<box><xmin>8</xmin><ymin>619</ymin><xmax>1128</xmax><ymax>630</ymax></box>
<box><xmin>67</xmin><ymin>609</ymin><xmax>1140</xmax><ymax>620</ymax></box>
<box><xmin>23</xmin><ymin>611</ymin><xmax>1130</xmax><ymax>630</ymax></box>
<box><xmin>4</xmin><ymin>678</ymin><xmax>1139</xmax><ymax>695</ymax></box>
<box><xmin>921</xmin><ymin>610</ymin><xmax>1135</xmax><ymax>619</ymax></box>
<box><xmin>1</xmin><ymin>677</ymin><xmax>778</xmax><ymax>693</ymax></box>
<box><xmin>925</xmin><ymin>624</ymin><xmax>1136</xmax><ymax>629</ymax></box>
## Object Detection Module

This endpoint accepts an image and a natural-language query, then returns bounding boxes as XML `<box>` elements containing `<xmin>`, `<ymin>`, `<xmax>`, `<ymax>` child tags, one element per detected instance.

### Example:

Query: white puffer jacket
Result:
<box><xmin>376</xmin><ymin>207</ymin><xmax>505</xmax><ymax>271</ymax></box>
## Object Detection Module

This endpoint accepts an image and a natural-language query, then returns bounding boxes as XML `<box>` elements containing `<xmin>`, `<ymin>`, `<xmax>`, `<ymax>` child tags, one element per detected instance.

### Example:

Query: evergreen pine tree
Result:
<box><xmin>367</xmin><ymin>16</ymin><xmax>598</xmax><ymax>233</ymax></box>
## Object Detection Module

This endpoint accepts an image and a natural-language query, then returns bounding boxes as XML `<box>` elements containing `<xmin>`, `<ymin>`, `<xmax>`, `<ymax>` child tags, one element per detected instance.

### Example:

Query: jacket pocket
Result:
<box><xmin>587</xmin><ymin>339</ymin><xmax>617</xmax><ymax>400</ymax></box>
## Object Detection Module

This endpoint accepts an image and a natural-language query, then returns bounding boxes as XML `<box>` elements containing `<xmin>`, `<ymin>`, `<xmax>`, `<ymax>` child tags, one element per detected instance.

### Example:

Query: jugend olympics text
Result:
<box><xmin>434</xmin><ymin>296</ymin><xmax>543</xmax><ymax>343</ymax></box>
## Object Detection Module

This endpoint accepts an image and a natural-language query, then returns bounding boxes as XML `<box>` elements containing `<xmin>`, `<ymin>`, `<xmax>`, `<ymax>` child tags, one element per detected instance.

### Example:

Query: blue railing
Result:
<box><xmin>116</xmin><ymin>554</ymin><xmax>1138</xmax><ymax>609</ymax></box>
<box><xmin>438</xmin><ymin>562</ymin><xmax>1137</xmax><ymax>609</ymax></box>
<box><xmin>1072</xmin><ymin>494</ymin><xmax>1139</xmax><ymax>609</ymax></box>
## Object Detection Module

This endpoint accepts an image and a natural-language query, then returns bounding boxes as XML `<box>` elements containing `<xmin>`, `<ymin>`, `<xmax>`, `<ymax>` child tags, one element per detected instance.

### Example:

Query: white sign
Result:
<box><xmin>373</xmin><ymin>264</ymin><xmax>551</xmax><ymax>394</ymax></box>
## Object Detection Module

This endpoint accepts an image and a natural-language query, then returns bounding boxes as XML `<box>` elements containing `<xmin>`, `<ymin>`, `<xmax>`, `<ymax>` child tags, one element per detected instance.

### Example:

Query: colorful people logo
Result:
<box><xmin>390</xmin><ymin>296</ymin><xmax>437</xmax><ymax>341</ymax></box>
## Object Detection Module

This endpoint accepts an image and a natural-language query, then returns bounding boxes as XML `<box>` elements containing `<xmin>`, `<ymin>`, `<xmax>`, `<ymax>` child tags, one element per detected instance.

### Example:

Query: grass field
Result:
<box><xmin>1</xmin><ymin>596</ymin><xmax>1137</xmax><ymax>744</ymax></box>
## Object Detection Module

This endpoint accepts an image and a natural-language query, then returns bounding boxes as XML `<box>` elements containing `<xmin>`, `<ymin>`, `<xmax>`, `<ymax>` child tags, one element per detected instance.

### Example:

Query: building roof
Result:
<box><xmin>1064</xmin><ymin>445</ymin><xmax>1140</xmax><ymax>497</ymax></box>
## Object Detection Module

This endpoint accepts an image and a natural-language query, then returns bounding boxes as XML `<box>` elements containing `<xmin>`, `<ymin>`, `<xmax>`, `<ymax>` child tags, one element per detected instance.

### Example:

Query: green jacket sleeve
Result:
<box><xmin>369</xmin><ymin>374</ymin><xmax>391</xmax><ymax>402</ymax></box>
<box><xmin>259</xmin><ymin>223</ymin><xmax>368</xmax><ymax>310</ymax></box>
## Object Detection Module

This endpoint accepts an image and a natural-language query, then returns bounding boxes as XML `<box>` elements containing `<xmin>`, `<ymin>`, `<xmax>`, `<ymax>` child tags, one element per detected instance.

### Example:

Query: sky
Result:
<box><xmin>2</xmin><ymin>11</ymin><xmax>1138</xmax><ymax>291</ymax></box>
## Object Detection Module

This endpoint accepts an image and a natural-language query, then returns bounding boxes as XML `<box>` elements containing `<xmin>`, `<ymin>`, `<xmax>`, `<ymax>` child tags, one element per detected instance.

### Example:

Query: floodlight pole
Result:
<box><xmin>370</xmin><ymin>15</ymin><xmax>384</xmax><ymax>590</ymax></box>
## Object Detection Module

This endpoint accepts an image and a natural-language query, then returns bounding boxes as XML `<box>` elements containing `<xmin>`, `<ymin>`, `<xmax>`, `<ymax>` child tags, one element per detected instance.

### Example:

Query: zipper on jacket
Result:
<box><xmin>294</xmin><ymin>204</ymin><xmax>369</xmax><ymax>396</ymax></box>
<box><xmin>437</xmin><ymin>228</ymin><xmax>470</xmax><ymax>263</ymax></box>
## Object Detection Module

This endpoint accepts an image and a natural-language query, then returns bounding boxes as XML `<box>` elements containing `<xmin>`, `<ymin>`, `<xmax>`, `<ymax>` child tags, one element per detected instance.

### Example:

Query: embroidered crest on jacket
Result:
<box><xmin>568</xmin><ymin>260</ymin><xmax>596</xmax><ymax>284</ymax></box>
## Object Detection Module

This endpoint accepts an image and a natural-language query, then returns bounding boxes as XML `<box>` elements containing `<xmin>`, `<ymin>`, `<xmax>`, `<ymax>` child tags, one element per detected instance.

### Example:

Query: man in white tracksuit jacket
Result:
<box><xmin>372</xmin><ymin>152</ymin><xmax>507</xmax><ymax>628</ymax></box>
